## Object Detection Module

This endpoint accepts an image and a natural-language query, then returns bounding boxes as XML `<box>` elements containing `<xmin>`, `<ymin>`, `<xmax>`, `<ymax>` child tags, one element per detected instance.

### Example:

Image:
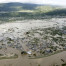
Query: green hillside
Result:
<box><xmin>0</xmin><ymin>2</ymin><xmax>66</xmax><ymax>22</ymax></box>
<box><xmin>0</xmin><ymin>2</ymin><xmax>38</xmax><ymax>12</ymax></box>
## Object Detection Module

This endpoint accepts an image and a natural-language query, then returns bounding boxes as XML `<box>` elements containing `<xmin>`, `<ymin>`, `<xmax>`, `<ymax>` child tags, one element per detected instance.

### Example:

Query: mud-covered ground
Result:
<box><xmin>0</xmin><ymin>18</ymin><xmax>66</xmax><ymax>66</ymax></box>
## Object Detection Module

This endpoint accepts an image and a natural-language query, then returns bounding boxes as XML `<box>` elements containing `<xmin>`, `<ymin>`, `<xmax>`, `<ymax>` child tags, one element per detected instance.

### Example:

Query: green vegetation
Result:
<box><xmin>35</xmin><ymin>6</ymin><xmax>60</xmax><ymax>13</ymax></box>
<box><xmin>38</xmin><ymin>64</ymin><xmax>40</xmax><ymax>66</ymax></box>
<box><xmin>21</xmin><ymin>51</ymin><xmax>27</xmax><ymax>55</ymax></box>
<box><xmin>62</xmin><ymin>63</ymin><xmax>66</xmax><ymax>66</ymax></box>
<box><xmin>29</xmin><ymin>50</ymin><xmax>63</xmax><ymax>59</ymax></box>
<box><xmin>0</xmin><ymin>54</ymin><xmax>18</xmax><ymax>60</ymax></box>
<box><xmin>0</xmin><ymin>3</ymin><xmax>66</xmax><ymax>22</ymax></box>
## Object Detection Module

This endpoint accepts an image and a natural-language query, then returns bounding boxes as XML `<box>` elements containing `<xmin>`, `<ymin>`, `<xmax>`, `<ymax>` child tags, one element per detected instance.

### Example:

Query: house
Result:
<box><xmin>27</xmin><ymin>50</ymin><xmax>32</xmax><ymax>55</ymax></box>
